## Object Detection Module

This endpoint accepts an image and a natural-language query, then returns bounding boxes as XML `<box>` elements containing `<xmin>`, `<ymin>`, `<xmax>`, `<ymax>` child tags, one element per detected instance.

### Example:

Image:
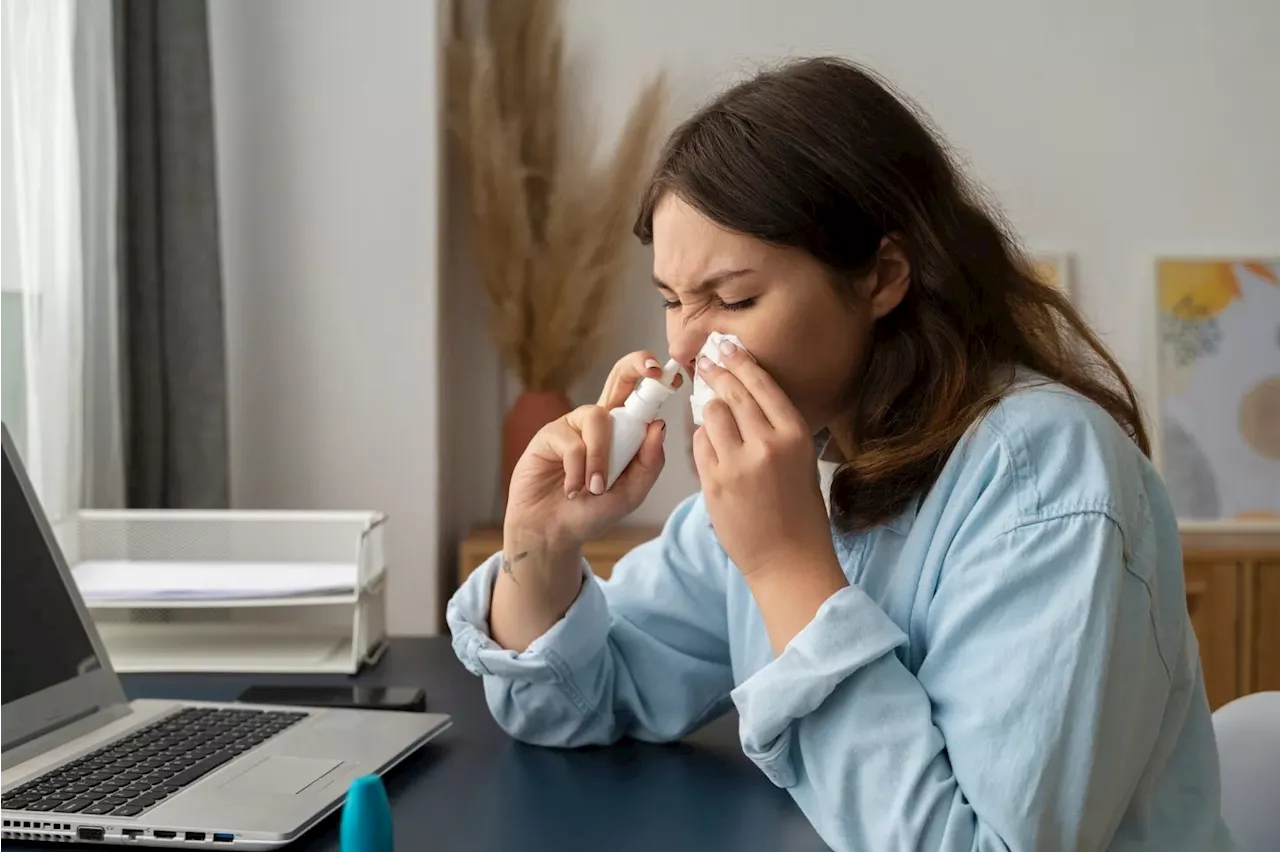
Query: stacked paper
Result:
<box><xmin>72</xmin><ymin>560</ymin><xmax>358</xmax><ymax>603</ymax></box>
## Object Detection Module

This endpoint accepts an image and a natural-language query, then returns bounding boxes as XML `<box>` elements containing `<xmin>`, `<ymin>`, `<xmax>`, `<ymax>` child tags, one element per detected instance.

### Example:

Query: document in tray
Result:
<box><xmin>72</xmin><ymin>560</ymin><xmax>358</xmax><ymax>602</ymax></box>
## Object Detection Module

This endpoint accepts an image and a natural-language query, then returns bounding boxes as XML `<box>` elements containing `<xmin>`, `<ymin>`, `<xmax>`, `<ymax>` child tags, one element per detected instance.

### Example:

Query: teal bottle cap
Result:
<box><xmin>340</xmin><ymin>774</ymin><xmax>394</xmax><ymax>852</ymax></box>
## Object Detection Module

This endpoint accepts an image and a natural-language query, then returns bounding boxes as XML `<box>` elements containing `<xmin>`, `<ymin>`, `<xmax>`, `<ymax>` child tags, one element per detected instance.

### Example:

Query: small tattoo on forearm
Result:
<box><xmin>502</xmin><ymin>550</ymin><xmax>530</xmax><ymax>583</ymax></box>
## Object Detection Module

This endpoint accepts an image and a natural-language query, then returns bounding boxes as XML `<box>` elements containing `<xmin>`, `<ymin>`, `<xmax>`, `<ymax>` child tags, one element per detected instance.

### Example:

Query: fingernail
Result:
<box><xmin>567</xmin><ymin>490</ymin><xmax>579</xmax><ymax>501</ymax></box>
<box><xmin>590</xmin><ymin>473</ymin><xmax>604</xmax><ymax>495</ymax></box>
<box><xmin>718</xmin><ymin>339</ymin><xmax>737</xmax><ymax>356</ymax></box>
<box><xmin>698</xmin><ymin>355</ymin><xmax>714</xmax><ymax>372</ymax></box>
<box><xmin>659</xmin><ymin>419</ymin><xmax>667</xmax><ymax>433</ymax></box>
<box><xmin>644</xmin><ymin>358</ymin><xmax>661</xmax><ymax>372</ymax></box>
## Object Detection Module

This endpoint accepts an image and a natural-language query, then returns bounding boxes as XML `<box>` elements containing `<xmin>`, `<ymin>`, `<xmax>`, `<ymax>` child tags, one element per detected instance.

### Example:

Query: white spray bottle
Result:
<box><xmin>604</xmin><ymin>359</ymin><xmax>682</xmax><ymax>490</ymax></box>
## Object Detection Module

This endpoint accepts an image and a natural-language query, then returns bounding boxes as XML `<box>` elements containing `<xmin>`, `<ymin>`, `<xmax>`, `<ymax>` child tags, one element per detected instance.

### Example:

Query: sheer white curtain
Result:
<box><xmin>1</xmin><ymin>0</ymin><xmax>121</xmax><ymax>522</ymax></box>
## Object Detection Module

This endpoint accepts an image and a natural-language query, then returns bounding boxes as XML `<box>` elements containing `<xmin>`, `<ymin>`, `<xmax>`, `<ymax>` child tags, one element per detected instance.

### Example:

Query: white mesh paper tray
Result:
<box><xmin>60</xmin><ymin>510</ymin><xmax>389</xmax><ymax>674</ymax></box>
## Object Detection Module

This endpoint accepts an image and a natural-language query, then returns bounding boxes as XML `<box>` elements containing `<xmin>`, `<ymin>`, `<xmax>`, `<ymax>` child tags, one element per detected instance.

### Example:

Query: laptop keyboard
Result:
<box><xmin>1</xmin><ymin>707</ymin><xmax>307</xmax><ymax>817</ymax></box>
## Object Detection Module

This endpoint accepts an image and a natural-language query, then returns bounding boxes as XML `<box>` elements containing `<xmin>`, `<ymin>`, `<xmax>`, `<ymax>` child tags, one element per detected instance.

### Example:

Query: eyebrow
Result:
<box><xmin>652</xmin><ymin>268</ymin><xmax>755</xmax><ymax>295</ymax></box>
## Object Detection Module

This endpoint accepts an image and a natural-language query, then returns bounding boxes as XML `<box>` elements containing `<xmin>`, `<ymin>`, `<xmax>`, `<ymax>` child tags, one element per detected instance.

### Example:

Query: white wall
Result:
<box><xmin>207</xmin><ymin>0</ymin><xmax>1279</xmax><ymax>628</ymax></box>
<box><xmin>209</xmin><ymin>0</ymin><xmax>445</xmax><ymax>634</ymax></box>
<box><xmin>444</xmin><ymin>0</ymin><xmax>1280</xmax><ymax>545</ymax></box>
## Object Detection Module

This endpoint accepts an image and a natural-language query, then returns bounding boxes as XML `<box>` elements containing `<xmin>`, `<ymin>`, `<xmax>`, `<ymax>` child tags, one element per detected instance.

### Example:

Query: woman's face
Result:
<box><xmin>651</xmin><ymin>194</ymin><xmax>871</xmax><ymax>434</ymax></box>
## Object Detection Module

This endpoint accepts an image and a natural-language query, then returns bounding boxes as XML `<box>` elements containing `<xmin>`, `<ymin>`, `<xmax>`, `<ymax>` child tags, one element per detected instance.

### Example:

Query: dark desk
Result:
<box><xmin>6</xmin><ymin>638</ymin><xmax>827</xmax><ymax>851</ymax></box>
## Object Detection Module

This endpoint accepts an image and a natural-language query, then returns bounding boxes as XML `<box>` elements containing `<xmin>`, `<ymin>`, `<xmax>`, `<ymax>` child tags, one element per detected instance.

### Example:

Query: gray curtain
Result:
<box><xmin>114</xmin><ymin>0</ymin><xmax>229</xmax><ymax>509</ymax></box>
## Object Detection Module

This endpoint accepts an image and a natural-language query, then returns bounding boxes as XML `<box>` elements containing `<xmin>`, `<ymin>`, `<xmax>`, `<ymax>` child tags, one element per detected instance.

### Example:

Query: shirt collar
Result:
<box><xmin>813</xmin><ymin>429</ymin><xmax>842</xmax><ymax>463</ymax></box>
<box><xmin>813</xmin><ymin>429</ymin><xmax>919</xmax><ymax>536</ymax></box>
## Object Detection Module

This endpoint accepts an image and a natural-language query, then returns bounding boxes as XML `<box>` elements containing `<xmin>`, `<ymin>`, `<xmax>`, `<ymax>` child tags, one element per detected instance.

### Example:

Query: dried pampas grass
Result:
<box><xmin>447</xmin><ymin>0</ymin><xmax>667</xmax><ymax>392</ymax></box>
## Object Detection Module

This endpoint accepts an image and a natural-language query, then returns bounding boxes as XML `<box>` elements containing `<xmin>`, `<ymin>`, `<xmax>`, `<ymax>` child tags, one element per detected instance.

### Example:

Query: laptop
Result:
<box><xmin>0</xmin><ymin>427</ymin><xmax>451</xmax><ymax>848</ymax></box>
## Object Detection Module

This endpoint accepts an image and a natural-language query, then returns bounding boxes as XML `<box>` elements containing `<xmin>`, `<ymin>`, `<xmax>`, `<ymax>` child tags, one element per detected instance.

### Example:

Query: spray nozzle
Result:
<box><xmin>659</xmin><ymin>359</ymin><xmax>681</xmax><ymax>388</ymax></box>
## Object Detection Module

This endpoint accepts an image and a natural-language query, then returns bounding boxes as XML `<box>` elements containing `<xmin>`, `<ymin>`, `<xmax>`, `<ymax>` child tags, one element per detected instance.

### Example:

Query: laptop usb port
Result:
<box><xmin>213</xmin><ymin>833</ymin><xmax>234</xmax><ymax>843</ymax></box>
<box><xmin>154</xmin><ymin>830</ymin><xmax>177</xmax><ymax>839</ymax></box>
<box><xmin>123</xmin><ymin>829</ymin><xmax>144</xmax><ymax>839</ymax></box>
<box><xmin>185</xmin><ymin>832</ymin><xmax>206</xmax><ymax>841</ymax></box>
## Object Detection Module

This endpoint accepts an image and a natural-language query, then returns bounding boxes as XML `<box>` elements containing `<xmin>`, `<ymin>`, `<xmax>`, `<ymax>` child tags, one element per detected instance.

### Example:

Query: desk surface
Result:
<box><xmin>6</xmin><ymin>638</ymin><xmax>827</xmax><ymax>851</ymax></box>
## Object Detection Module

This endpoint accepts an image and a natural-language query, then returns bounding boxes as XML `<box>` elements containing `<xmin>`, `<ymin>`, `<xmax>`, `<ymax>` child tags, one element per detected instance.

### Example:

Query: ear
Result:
<box><xmin>869</xmin><ymin>235</ymin><xmax>910</xmax><ymax>320</ymax></box>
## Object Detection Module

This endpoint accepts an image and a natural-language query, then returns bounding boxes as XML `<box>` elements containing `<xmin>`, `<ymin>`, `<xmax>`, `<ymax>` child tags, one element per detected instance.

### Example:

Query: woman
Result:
<box><xmin>448</xmin><ymin>58</ymin><xmax>1230</xmax><ymax>850</ymax></box>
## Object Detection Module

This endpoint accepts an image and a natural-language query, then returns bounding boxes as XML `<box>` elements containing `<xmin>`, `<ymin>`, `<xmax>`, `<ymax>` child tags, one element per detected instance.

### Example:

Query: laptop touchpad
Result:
<box><xmin>222</xmin><ymin>756</ymin><xmax>343</xmax><ymax>795</ymax></box>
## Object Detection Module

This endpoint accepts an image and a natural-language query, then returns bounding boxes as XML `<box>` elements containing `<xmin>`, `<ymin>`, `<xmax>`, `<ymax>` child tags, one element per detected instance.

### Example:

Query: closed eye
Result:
<box><xmin>662</xmin><ymin>296</ymin><xmax>756</xmax><ymax>312</ymax></box>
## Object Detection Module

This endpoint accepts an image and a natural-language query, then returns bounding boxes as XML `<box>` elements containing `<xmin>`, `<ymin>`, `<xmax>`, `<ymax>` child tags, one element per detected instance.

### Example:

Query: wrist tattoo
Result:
<box><xmin>501</xmin><ymin>549</ymin><xmax>530</xmax><ymax>583</ymax></box>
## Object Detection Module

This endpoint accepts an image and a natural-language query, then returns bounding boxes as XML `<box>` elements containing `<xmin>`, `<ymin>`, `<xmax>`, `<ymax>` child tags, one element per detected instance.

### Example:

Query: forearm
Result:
<box><xmin>730</xmin><ymin>588</ymin><xmax>978</xmax><ymax>851</ymax></box>
<box><xmin>731</xmin><ymin>516</ymin><xmax>1151</xmax><ymax>851</ymax></box>
<box><xmin>447</xmin><ymin>496</ymin><xmax>738</xmax><ymax>748</ymax></box>
<box><xmin>745</xmin><ymin>550</ymin><xmax>848</xmax><ymax>655</ymax></box>
<box><xmin>787</xmin><ymin>655</ymin><xmax>977</xmax><ymax>851</ymax></box>
<box><xmin>488</xmin><ymin>531</ymin><xmax>585</xmax><ymax>652</ymax></box>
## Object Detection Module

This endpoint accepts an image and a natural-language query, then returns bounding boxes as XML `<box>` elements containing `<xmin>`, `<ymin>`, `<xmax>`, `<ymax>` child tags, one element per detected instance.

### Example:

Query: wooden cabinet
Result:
<box><xmin>1183</xmin><ymin>561</ymin><xmax>1241</xmax><ymax>710</ymax></box>
<box><xmin>1181</xmin><ymin>530</ymin><xmax>1280</xmax><ymax>710</ymax></box>
<box><xmin>1255</xmin><ymin>563</ymin><xmax>1280</xmax><ymax>692</ymax></box>
<box><xmin>455</xmin><ymin>525</ymin><xmax>1279</xmax><ymax>709</ymax></box>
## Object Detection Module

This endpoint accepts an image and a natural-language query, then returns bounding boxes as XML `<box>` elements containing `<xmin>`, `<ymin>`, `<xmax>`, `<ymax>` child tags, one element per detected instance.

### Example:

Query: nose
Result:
<box><xmin>667</xmin><ymin>323</ymin><xmax>709</xmax><ymax>376</ymax></box>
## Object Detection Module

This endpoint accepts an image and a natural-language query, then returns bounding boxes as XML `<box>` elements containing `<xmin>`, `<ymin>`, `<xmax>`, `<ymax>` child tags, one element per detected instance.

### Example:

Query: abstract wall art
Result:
<box><xmin>1156</xmin><ymin>258</ymin><xmax>1280</xmax><ymax>525</ymax></box>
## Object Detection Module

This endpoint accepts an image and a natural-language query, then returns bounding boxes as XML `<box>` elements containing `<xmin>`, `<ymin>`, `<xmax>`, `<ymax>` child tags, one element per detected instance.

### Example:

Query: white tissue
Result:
<box><xmin>690</xmin><ymin>332</ymin><xmax>754</xmax><ymax>425</ymax></box>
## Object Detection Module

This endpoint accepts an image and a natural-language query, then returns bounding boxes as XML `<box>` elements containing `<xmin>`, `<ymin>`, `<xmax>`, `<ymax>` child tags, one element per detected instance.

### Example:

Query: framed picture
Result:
<box><xmin>1154</xmin><ymin>257</ymin><xmax>1280</xmax><ymax>528</ymax></box>
<box><xmin>1029</xmin><ymin>251</ymin><xmax>1071</xmax><ymax>294</ymax></box>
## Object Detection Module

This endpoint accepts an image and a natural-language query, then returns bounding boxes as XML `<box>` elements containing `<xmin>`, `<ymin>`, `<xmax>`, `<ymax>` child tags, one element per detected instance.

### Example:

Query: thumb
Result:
<box><xmin>613</xmin><ymin>419</ymin><xmax>666</xmax><ymax>503</ymax></box>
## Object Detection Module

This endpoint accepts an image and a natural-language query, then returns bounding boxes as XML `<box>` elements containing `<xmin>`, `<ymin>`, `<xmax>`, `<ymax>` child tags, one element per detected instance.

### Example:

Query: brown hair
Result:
<box><xmin>634</xmin><ymin>57</ymin><xmax>1149</xmax><ymax>532</ymax></box>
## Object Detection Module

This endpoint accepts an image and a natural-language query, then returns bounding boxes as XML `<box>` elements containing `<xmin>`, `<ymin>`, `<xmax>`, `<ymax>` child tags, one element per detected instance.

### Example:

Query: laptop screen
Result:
<box><xmin>1</xmin><ymin>449</ymin><xmax>103</xmax><ymax>705</ymax></box>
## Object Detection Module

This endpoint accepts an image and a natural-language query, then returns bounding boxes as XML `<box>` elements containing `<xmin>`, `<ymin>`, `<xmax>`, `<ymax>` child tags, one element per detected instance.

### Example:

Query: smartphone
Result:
<box><xmin>235</xmin><ymin>685</ymin><xmax>427</xmax><ymax>713</ymax></box>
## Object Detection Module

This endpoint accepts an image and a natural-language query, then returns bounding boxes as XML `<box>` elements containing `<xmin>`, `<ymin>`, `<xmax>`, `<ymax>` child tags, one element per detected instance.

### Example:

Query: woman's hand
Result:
<box><xmin>494</xmin><ymin>351</ymin><xmax>680</xmax><ymax>652</ymax></box>
<box><xmin>693</xmin><ymin>341</ymin><xmax>847</xmax><ymax>651</ymax></box>
<box><xmin>505</xmin><ymin>351</ymin><xmax>681</xmax><ymax>551</ymax></box>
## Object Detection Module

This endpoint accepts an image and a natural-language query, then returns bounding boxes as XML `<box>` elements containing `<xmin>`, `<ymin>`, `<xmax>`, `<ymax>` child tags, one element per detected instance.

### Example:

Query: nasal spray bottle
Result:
<box><xmin>604</xmin><ymin>359</ymin><xmax>682</xmax><ymax>490</ymax></box>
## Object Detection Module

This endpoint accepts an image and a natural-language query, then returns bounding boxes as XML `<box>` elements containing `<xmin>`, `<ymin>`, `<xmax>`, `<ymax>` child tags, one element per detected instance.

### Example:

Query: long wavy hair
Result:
<box><xmin>634</xmin><ymin>57</ymin><xmax>1149</xmax><ymax>531</ymax></box>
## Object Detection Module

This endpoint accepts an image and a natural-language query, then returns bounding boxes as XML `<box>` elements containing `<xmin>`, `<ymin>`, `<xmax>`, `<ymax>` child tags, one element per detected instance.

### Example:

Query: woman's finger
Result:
<box><xmin>537</xmin><ymin>419</ymin><xmax>588</xmax><ymax>498</ymax></box>
<box><xmin>697</xmin><ymin>356</ymin><xmax>772</xmax><ymax>440</ymax></box>
<box><xmin>568</xmin><ymin>404</ymin><xmax>613</xmax><ymax>495</ymax></box>
<box><xmin>700</xmin><ymin>397</ymin><xmax>744</xmax><ymax>461</ymax></box>
<box><xmin>598</xmin><ymin>351</ymin><xmax>684</xmax><ymax>409</ymax></box>
<box><xmin>691</xmin><ymin>423</ymin><xmax>717</xmax><ymax>479</ymax></box>
<box><xmin>714</xmin><ymin>344</ymin><xmax>799</xmax><ymax>429</ymax></box>
<box><xmin>599</xmin><ymin>351</ymin><xmax>660</xmax><ymax>409</ymax></box>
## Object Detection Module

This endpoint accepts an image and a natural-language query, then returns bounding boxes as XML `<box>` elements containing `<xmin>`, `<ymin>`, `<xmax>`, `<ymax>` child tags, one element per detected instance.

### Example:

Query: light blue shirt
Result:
<box><xmin>447</xmin><ymin>381</ymin><xmax>1232</xmax><ymax>851</ymax></box>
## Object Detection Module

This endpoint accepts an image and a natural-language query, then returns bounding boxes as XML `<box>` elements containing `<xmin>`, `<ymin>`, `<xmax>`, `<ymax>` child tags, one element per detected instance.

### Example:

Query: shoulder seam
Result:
<box><xmin>995</xmin><ymin>510</ymin><xmax>1172</xmax><ymax>680</ymax></box>
<box><xmin>968</xmin><ymin>410</ymin><xmax>1042</xmax><ymax>520</ymax></box>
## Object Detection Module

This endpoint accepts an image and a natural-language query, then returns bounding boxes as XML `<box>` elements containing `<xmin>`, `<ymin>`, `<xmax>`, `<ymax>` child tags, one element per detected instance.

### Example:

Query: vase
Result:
<box><xmin>502</xmin><ymin>389</ymin><xmax>574</xmax><ymax>501</ymax></box>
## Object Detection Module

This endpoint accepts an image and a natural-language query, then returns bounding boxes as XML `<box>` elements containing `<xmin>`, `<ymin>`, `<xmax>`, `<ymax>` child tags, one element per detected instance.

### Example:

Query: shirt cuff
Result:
<box><xmin>446</xmin><ymin>551</ymin><xmax>611</xmax><ymax>691</ymax></box>
<box><xmin>730</xmin><ymin>584</ymin><xmax>907</xmax><ymax>787</ymax></box>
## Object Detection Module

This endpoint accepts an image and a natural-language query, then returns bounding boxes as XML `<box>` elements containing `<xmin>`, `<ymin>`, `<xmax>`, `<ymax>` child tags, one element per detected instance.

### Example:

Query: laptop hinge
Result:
<box><xmin>2</xmin><ymin>702</ymin><xmax>134</xmax><ymax>772</ymax></box>
<box><xmin>4</xmin><ymin>705</ymin><xmax>101</xmax><ymax>752</ymax></box>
